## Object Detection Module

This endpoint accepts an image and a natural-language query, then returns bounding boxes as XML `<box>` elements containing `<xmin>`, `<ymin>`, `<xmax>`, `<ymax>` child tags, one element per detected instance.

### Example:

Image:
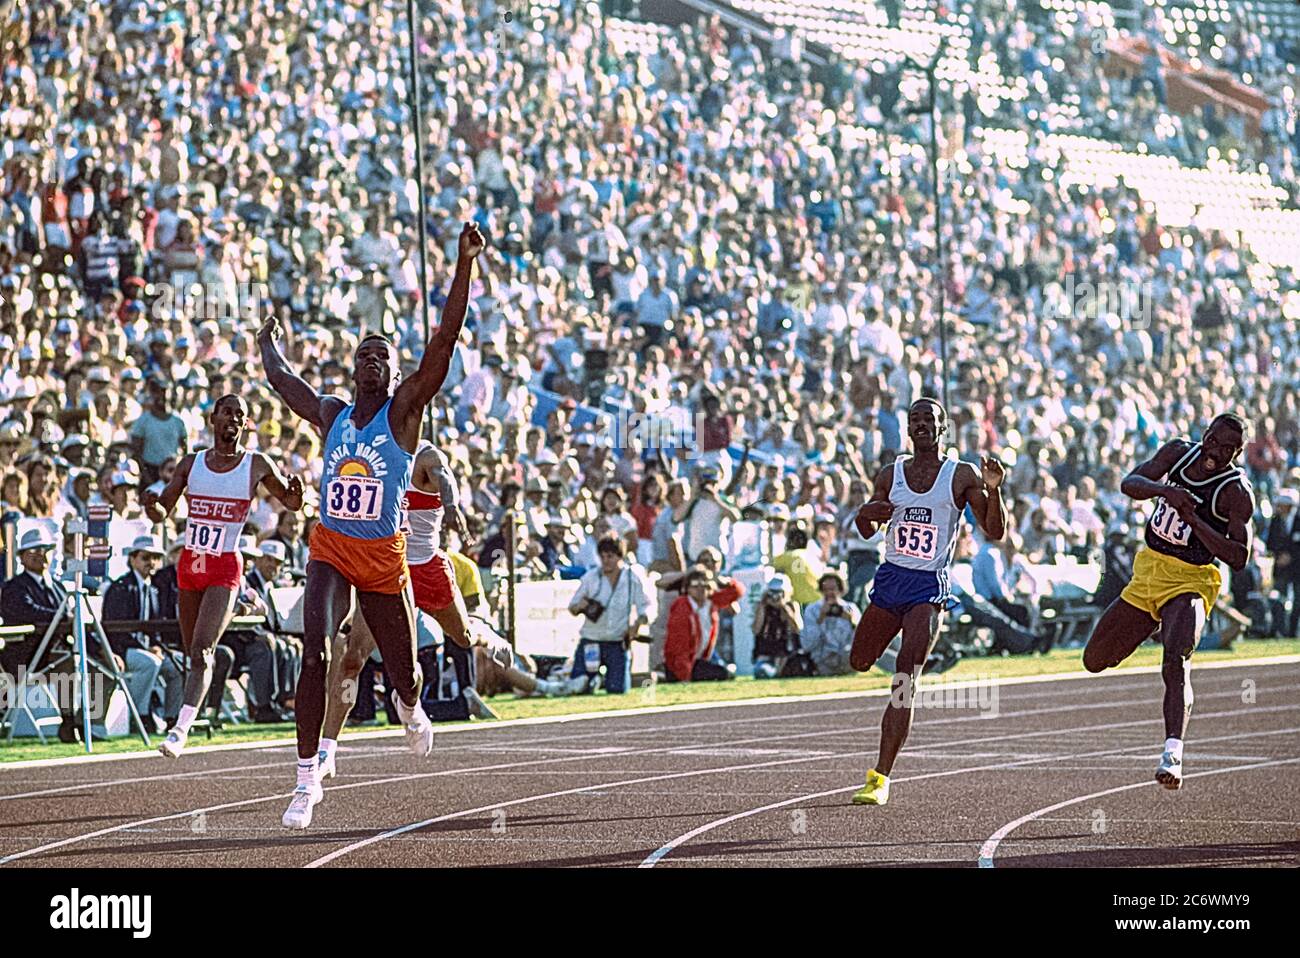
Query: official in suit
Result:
<box><xmin>102</xmin><ymin>535</ymin><xmax>183</xmax><ymax>732</ymax></box>
<box><xmin>1</xmin><ymin>527</ymin><xmax>85</xmax><ymax>742</ymax></box>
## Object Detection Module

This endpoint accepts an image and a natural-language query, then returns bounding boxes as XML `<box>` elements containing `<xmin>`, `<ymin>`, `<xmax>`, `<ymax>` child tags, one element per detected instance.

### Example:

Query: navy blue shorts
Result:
<box><xmin>868</xmin><ymin>561</ymin><xmax>951</xmax><ymax>614</ymax></box>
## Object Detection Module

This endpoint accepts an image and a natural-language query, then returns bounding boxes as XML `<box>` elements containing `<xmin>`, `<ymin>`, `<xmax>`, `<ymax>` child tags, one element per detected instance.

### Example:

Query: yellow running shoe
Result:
<box><xmin>851</xmin><ymin>769</ymin><xmax>890</xmax><ymax>806</ymax></box>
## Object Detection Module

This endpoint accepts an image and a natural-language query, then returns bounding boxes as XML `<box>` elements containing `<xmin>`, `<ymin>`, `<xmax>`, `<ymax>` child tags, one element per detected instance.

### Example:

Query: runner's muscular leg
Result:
<box><xmin>1082</xmin><ymin>598</ymin><xmax>1158</xmax><ymax>673</ymax></box>
<box><xmin>323</xmin><ymin>601</ymin><xmax>377</xmax><ymax>741</ymax></box>
<box><xmin>1158</xmin><ymin>594</ymin><xmax>1203</xmax><ymax>740</ymax></box>
<box><xmin>428</xmin><ymin>585</ymin><xmax>470</xmax><ymax>649</ymax></box>
<box><xmin>875</xmin><ymin>603</ymin><xmax>942</xmax><ymax>777</ymax></box>
<box><xmin>356</xmin><ymin>587</ymin><xmax>420</xmax><ymax>709</ymax></box>
<box><xmin>299</xmin><ymin>560</ymin><xmax>353</xmax><ymax>759</ymax></box>
<box><xmin>179</xmin><ymin>586</ymin><xmax>239</xmax><ymax>709</ymax></box>
<box><xmin>849</xmin><ymin>604</ymin><xmax>904</xmax><ymax>672</ymax></box>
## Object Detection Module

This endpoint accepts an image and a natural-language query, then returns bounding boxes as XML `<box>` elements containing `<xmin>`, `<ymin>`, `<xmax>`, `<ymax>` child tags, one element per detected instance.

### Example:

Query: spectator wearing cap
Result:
<box><xmin>535</xmin><ymin>512</ymin><xmax>581</xmax><ymax>578</ymax></box>
<box><xmin>799</xmin><ymin>571</ymin><xmax>862</xmax><ymax>676</ymax></box>
<box><xmin>751</xmin><ymin>574</ymin><xmax>804</xmax><ymax>678</ymax></box>
<box><xmin>265</xmin><ymin>509</ymin><xmax>308</xmax><ymax>581</ymax></box>
<box><xmin>521</xmin><ymin>476</ymin><xmax>550</xmax><ymax>541</ymax></box>
<box><xmin>101</xmin><ymin>534</ymin><xmax>183</xmax><ymax>733</ymax></box>
<box><xmin>129</xmin><ymin>378</ymin><xmax>188</xmax><ymax>487</ymax></box>
<box><xmin>59</xmin><ymin>466</ymin><xmax>95</xmax><ymax>521</ymax></box>
<box><xmin>1265</xmin><ymin>489</ymin><xmax>1300</xmax><ymax>637</ymax></box>
<box><xmin>0</xmin><ymin>526</ymin><xmax>90</xmax><ymax>741</ymax></box>
<box><xmin>663</xmin><ymin>566</ymin><xmax>736</xmax><ymax>683</ymax></box>
<box><xmin>566</xmin><ymin>534</ymin><xmax>652</xmax><ymax>694</ymax></box>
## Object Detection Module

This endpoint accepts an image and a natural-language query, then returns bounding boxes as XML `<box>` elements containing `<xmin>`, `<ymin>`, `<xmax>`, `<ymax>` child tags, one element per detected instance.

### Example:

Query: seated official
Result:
<box><xmin>103</xmin><ymin>535</ymin><xmax>183</xmax><ymax>733</ymax></box>
<box><xmin>1</xmin><ymin>527</ymin><xmax>87</xmax><ymax>742</ymax></box>
<box><xmin>230</xmin><ymin>537</ymin><xmax>296</xmax><ymax>722</ymax></box>
<box><xmin>799</xmin><ymin>571</ymin><xmax>862</xmax><ymax>676</ymax></box>
<box><xmin>972</xmin><ymin>530</ymin><xmax>1035</xmax><ymax>628</ymax></box>
<box><xmin>663</xmin><ymin>566</ymin><xmax>738</xmax><ymax>683</ymax></box>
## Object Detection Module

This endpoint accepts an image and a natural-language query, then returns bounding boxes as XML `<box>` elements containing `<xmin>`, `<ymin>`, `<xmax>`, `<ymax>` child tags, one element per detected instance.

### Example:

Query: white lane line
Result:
<box><xmin>6</xmin><ymin>655</ymin><xmax>1293</xmax><ymax>769</ymax></box>
<box><xmin>0</xmin><ymin>682</ymin><xmax>1206</xmax><ymax>808</ymax></box>
<box><xmin>0</xmin><ymin>702</ymin><xmax>888</xmax><ymax>802</ymax></box>
<box><xmin>977</xmin><ymin>754</ymin><xmax>1300</xmax><ymax>867</ymax></box>
<box><xmin>2</xmin><ymin>705</ymin><xmax>1050</xmax><ymax>864</ymax></box>
<box><xmin>4</xmin><ymin>691</ymin><xmax>1293</xmax><ymax>865</ymax></box>
<box><xmin>639</xmin><ymin>721</ymin><xmax>1300</xmax><ymax>868</ymax></box>
<box><xmin>307</xmin><ymin>704</ymin><xmax>1297</xmax><ymax>870</ymax></box>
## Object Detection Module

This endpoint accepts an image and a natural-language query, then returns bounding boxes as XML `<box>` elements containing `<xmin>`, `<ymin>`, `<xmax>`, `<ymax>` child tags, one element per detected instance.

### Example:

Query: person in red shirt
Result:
<box><xmin>630</xmin><ymin>473</ymin><xmax>665</xmax><ymax>566</ymax></box>
<box><xmin>664</xmin><ymin>566</ymin><xmax>743</xmax><ymax>682</ymax></box>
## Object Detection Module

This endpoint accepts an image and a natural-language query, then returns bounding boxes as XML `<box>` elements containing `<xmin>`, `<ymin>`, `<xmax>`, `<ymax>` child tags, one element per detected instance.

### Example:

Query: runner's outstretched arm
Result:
<box><xmin>392</xmin><ymin>223</ymin><xmax>486</xmax><ymax>429</ymax></box>
<box><xmin>258</xmin><ymin>315</ymin><xmax>344</xmax><ymax>431</ymax></box>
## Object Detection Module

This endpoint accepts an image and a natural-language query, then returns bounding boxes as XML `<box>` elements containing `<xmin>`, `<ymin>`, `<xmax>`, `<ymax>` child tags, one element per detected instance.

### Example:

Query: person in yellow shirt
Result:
<box><xmin>771</xmin><ymin>525</ymin><xmax>825</xmax><ymax>606</ymax></box>
<box><xmin>446</xmin><ymin>549</ymin><xmax>483</xmax><ymax>613</ymax></box>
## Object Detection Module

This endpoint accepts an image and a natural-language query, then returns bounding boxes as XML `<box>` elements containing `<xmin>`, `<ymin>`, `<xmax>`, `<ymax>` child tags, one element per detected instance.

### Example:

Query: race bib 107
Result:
<box><xmin>186</xmin><ymin>521</ymin><xmax>227</xmax><ymax>556</ymax></box>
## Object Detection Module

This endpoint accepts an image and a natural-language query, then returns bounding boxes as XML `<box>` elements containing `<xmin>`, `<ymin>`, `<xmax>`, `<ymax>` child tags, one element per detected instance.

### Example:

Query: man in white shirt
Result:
<box><xmin>634</xmin><ymin>273</ymin><xmax>679</xmax><ymax>348</ymax></box>
<box><xmin>566</xmin><ymin>535</ymin><xmax>652</xmax><ymax>694</ymax></box>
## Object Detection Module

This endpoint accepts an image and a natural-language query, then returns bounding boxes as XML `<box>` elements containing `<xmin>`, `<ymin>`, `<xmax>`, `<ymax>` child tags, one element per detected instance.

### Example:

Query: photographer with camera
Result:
<box><xmin>565</xmin><ymin>534</ymin><xmax>652</xmax><ymax>694</ymax></box>
<box><xmin>751</xmin><ymin>573</ymin><xmax>804</xmax><ymax>678</ymax></box>
<box><xmin>800</xmin><ymin>571</ymin><xmax>863</xmax><ymax>676</ymax></box>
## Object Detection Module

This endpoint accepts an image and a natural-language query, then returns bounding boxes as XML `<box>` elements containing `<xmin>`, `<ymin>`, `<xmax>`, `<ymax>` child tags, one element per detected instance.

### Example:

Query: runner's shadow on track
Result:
<box><xmin>31</xmin><ymin>830</ymin><xmax>389</xmax><ymax>860</ymax></box>
<box><xmin>485</xmin><ymin>839</ymin><xmax>785</xmax><ymax>868</ymax></box>
<box><xmin>977</xmin><ymin>840</ymin><xmax>1300</xmax><ymax>868</ymax></box>
<box><xmin>0</xmin><ymin>814</ymin><xmax>134</xmax><ymax>829</ymax></box>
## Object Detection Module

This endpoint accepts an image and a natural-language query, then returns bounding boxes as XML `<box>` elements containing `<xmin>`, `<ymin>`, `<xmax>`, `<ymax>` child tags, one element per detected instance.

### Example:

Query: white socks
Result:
<box><xmin>175</xmin><ymin>705</ymin><xmax>198</xmax><ymax>735</ymax></box>
<box><xmin>1164</xmin><ymin>737</ymin><xmax>1184</xmax><ymax>760</ymax></box>
<box><xmin>297</xmin><ymin>758</ymin><xmax>318</xmax><ymax>788</ymax></box>
<box><xmin>320</xmin><ymin>738</ymin><xmax>337</xmax><ymax>762</ymax></box>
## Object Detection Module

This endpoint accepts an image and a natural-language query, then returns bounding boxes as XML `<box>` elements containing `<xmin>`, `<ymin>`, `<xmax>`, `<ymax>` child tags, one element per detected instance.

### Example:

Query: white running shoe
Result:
<box><xmin>281</xmin><ymin>783</ymin><xmax>324</xmax><ymax>829</ymax></box>
<box><xmin>392</xmin><ymin>690</ymin><xmax>434</xmax><ymax>757</ymax></box>
<box><xmin>157</xmin><ymin>727</ymin><xmax>187</xmax><ymax>759</ymax></box>
<box><xmin>1156</xmin><ymin>750</ymin><xmax>1183</xmax><ymax>790</ymax></box>
<box><xmin>463</xmin><ymin>687</ymin><xmax>498</xmax><ymax>720</ymax></box>
<box><xmin>317</xmin><ymin>749</ymin><xmax>336</xmax><ymax>780</ymax></box>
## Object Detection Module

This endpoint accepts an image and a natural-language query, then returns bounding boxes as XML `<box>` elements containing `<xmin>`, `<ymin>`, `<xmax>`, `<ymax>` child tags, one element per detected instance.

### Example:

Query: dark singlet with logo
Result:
<box><xmin>1144</xmin><ymin>441</ymin><xmax>1243</xmax><ymax>567</ymax></box>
